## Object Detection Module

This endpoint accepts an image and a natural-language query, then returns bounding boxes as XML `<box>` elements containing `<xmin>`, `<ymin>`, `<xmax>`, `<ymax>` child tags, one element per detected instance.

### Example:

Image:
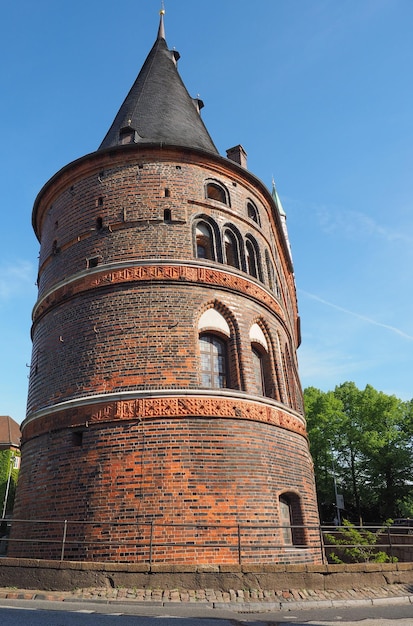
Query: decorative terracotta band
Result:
<box><xmin>22</xmin><ymin>395</ymin><xmax>307</xmax><ymax>442</ymax></box>
<box><xmin>33</xmin><ymin>263</ymin><xmax>286</xmax><ymax>324</ymax></box>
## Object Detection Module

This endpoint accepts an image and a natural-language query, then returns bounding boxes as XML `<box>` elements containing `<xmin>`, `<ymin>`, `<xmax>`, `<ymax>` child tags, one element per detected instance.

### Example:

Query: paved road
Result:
<box><xmin>0</xmin><ymin>599</ymin><xmax>412</xmax><ymax>625</ymax></box>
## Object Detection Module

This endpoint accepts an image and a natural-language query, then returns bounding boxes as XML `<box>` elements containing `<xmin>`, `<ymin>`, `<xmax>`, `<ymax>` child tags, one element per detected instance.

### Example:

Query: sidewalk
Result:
<box><xmin>1</xmin><ymin>584</ymin><xmax>412</xmax><ymax>612</ymax></box>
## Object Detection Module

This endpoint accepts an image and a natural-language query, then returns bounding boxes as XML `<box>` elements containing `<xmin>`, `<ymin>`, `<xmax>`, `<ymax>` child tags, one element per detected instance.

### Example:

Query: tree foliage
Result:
<box><xmin>0</xmin><ymin>451</ymin><xmax>20</xmax><ymax>518</ymax></box>
<box><xmin>304</xmin><ymin>383</ymin><xmax>413</xmax><ymax>524</ymax></box>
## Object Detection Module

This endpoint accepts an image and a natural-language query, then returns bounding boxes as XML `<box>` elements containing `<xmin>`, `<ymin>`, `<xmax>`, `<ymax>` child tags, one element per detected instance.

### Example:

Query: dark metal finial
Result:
<box><xmin>158</xmin><ymin>2</ymin><xmax>166</xmax><ymax>39</ymax></box>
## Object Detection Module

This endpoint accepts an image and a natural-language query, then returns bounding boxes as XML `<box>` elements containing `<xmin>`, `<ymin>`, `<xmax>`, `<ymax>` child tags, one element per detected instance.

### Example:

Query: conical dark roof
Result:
<box><xmin>99</xmin><ymin>13</ymin><xmax>218</xmax><ymax>153</ymax></box>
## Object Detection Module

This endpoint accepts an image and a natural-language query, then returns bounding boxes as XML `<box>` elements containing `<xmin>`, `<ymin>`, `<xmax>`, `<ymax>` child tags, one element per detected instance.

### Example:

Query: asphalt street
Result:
<box><xmin>0</xmin><ymin>598</ymin><xmax>413</xmax><ymax>625</ymax></box>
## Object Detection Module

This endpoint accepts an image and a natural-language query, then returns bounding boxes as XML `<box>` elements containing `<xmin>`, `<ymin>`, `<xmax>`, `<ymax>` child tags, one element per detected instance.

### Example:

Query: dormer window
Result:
<box><xmin>119</xmin><ymin>126</ymin><xmax>138</xmax><ymax>145</ymax></box>
<box><xmin>205</xmin><ymin>181</ymin><xmax>229</xmax><ymax>206</ymax></box>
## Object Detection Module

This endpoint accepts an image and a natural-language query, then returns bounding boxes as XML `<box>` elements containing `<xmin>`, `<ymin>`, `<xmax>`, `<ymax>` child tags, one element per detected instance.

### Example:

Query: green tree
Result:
<box><xmin>304</xmin><ymin>386</ymin><xmax>345</xmax><ymax>522</ymax></box>
<box><xmin>359</xmin><ymin>386</ymin><xmax>413</xmax><ymax>520</ymax></box>
<box><xmin>304</xmin><ymin>382</ymin><xmax>413</xmax><ymax>524</ymax></box>
<box><xmin>333</xmin><ymin>382</ymin><xmax>366</xmax><ymax>523</ymax></box>
<box><xmin>0</xmin><ymin>451</ymin><xmax>20</xmax><ymax>517</ymax></box>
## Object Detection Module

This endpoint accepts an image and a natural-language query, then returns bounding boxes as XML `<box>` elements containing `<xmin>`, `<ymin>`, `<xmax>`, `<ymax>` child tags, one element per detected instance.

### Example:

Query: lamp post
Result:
<box><xmin>330</xmin><ymin>446</ymin><xmax>343</xmax><ymax>526</ymax></box>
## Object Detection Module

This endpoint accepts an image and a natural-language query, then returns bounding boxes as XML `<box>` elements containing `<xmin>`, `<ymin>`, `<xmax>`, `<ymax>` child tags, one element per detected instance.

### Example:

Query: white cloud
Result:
<box><xmin>316</xmin><ymin>206</ymin><xmax>413</xmax><ymax>244</ymax></box>
<box><xmin>299</xmin><ymin>289</ymin><xmax>413</xmax><ymax>341</ymax></box>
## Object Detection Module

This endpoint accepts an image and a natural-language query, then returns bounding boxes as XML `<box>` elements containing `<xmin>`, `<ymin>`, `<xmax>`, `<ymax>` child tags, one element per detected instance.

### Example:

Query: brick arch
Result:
<box><xmin>196</xmin><ymin>299</ymin><xmax>244</xmax><ymax>391</ymax></box>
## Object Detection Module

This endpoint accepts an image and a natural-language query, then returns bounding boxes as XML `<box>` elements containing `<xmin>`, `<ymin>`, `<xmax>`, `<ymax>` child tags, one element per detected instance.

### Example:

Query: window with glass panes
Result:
<box><xmin>199</xmin><ymin>334</ymin><xmax>227</xmax><ymax>388</ymax></box>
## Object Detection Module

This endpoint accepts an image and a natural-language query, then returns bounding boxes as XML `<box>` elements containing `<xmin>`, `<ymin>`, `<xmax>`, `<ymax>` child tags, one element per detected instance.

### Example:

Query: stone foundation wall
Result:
<box><xmin>0</xmin><ymin>558</ymin><xmax>412</xmax><ymax>593</ymax></box>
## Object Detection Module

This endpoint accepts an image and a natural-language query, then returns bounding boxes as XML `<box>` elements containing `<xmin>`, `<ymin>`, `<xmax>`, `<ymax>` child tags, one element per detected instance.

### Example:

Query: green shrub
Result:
<box><xmin>325</xmin><ymin>518</ymin><xmax>397</xmax><ymax>563</ymax></box>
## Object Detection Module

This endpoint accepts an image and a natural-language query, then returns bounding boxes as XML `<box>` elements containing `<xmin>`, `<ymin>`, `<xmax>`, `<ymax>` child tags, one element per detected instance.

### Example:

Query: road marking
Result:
<box><xmin>0</xmin><ymin>606</ymin><xmax>37</xmax><ymax>611</ymax></box>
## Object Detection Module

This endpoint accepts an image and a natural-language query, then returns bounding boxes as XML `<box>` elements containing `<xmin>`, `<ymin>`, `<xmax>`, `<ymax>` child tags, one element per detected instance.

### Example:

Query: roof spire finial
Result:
<box><xmin>158</xmin><ymin>2</ymin><xmax>166</xmax><ymax>40</ymax></box>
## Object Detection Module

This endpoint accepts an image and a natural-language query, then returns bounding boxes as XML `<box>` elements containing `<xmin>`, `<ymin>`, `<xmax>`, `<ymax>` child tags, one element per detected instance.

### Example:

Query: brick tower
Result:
<box><xmin>12</xmin><ymin>12</ymin><xmax>322</xmax><ymax>564</ymax></box>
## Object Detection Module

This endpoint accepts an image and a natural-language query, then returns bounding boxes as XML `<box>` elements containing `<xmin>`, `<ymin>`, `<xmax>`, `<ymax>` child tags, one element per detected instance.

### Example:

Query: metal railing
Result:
<box><xmin>1</xmin><ymin>517</ymin><xmax>412</xmax><ymax>564</ymax></box>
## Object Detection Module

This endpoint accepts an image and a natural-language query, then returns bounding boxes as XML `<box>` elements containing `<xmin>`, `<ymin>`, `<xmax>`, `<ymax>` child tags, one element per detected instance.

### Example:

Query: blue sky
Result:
<box><xmin>1</xmin><ymin>0</ymin><xmax>412</xmax><ymax>423</ymax></box>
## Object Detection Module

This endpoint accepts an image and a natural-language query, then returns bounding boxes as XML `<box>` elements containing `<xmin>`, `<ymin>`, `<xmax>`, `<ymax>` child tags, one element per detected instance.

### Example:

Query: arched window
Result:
<box><xmin>246</xmin><ymin>240</ymin><xmax>257</xmax><ymax>277</ymax></box>
<box><xmin>205</xmin><ymin>181</ymin><xmax>229</xmax><ymax>205</ymax></box>
<box><xmin>250</xmin><ymin>323</ymin><xmax>273</xmax><ymax>398</ymax></box>
<box><xmin>224</xmin><ymin>229</ymin><xmax>240</xmax><ymax>269</ymax></box>
<box><xmin>247</xmin><ymin>200</ymin><xmax>260</xmax><ymax>225</ymax></box>
<box><xmin>279</xmin><ymin>492</ymin><xmax>306</xmax><ymax>547</ymax></box>
<box><xmin>252</xmin><ymin>347</ymin><xmax>267</xmax><ymax>395</ymax></box>
<box><xmin>246</xmin><ymin>236</ymin><xmax>263</xmax><ymax>281</ymax></box>
<box><xmin>193</xmin><ymin>216</ymin><xmax>222</xmax><ymax>262</ymax></box>
<box><xmin>199</xmin><ymin>334</ymin><xmax>228</xmax><ymax>388</ymax></box>
<box><xmin>265</xmin><ymin>249</ymin><xmax>281</xmax><ymax>296</ymax></box>
<box><xmin>265</xmin><ymin>249</ymin><xmax>275</xmax><ymax>291</ymax></box>
<box><xmin>251</xmin><ymin>344</ymin><xmax>273</xmax><ymax>397</ymax></box>
<box><xmin>196</xmin><ymin>222</ymin><xmax>214</xmax><ymax>260</ymax></box>
<box><xmin>246</xmin><ymin>236</ymin><xmax>262</xmax><ymax>280</ymax></box>
<box><xmin>283</xmin><ymin>344</ymin><xmax>295</xmax><ymax>407</ymax></box>
<box><xmin>279</xmin><ymin>496</ymin><xmax>293</xmax><ymax>545</ymax></box>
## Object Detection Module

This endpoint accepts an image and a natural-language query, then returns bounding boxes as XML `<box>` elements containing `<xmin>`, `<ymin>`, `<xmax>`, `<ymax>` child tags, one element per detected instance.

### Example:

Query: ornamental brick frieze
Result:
<box><xmin>22</xmin><ymin>395</ymin><xmax>306</xmax><ymax>441</ymax></box>
<box><xmin>33</xmin><ymin>264</ymin><xmax>286</xmax><ymax>324</ymax></box>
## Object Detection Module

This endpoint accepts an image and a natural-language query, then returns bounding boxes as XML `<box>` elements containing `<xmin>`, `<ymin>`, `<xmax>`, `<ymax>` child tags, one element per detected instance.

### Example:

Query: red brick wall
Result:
<box><xmin>12</xmin><ymin>145</ymin><xmax>321</xmax><ymax>564</ymax></box>
<box><xmin>12</xmin><ymin>417</ymin><xmax>321</xmax><ymax>563</ymax></box>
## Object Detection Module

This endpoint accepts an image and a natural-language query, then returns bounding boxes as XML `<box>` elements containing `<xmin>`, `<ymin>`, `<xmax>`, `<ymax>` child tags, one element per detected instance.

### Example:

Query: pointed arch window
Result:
<box><xmin>245</xmin><ymin>236</ymin><xmax>262</xmax><ymax>280</ymax></box>
<box><xmin>252</xmin><ymin>347</ymin><xmax>267</xmax><ymax>396</ymax></box>
<box><xmin>265</xmin><ymin>249</ymin><xmax>280</xmax><ymax>296</ymax></box>
<box><xmin>198</xmin><ymin>308</ymin><xmax>237</xmax><ymax>390</ymax></box>
<box><xmin>224</xmin><ymin>229</ymin><xmax>240</xmax><ymax>269</ymax></box>
<box><xmin>282</xmin><ymin>344</ymin><xmax>294</xmax><ymax>406</ymax></box>
<box><xmin>196</xmin><ymin>222</ymin><xmax>214</xmax><ymax>260</ymax></box>
<box><xmin>250</xmin><ymin>323</ymin><xmax>273</xmax><ymax>398</ymax></box>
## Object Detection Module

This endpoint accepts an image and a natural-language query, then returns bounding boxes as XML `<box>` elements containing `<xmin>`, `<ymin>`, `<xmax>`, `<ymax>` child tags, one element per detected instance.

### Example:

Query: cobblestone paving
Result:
<box><xmin>0</xmin><ymin>584</ymin><xmax>412</xmax><ymax>605</ymax></box>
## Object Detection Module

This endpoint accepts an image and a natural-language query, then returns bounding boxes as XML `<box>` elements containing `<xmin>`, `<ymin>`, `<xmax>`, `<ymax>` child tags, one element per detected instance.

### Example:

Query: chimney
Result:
<box><xmin>226</xmin><ymin>144</ymin><xmax>247</xmax><ymax>169</ymax></box>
